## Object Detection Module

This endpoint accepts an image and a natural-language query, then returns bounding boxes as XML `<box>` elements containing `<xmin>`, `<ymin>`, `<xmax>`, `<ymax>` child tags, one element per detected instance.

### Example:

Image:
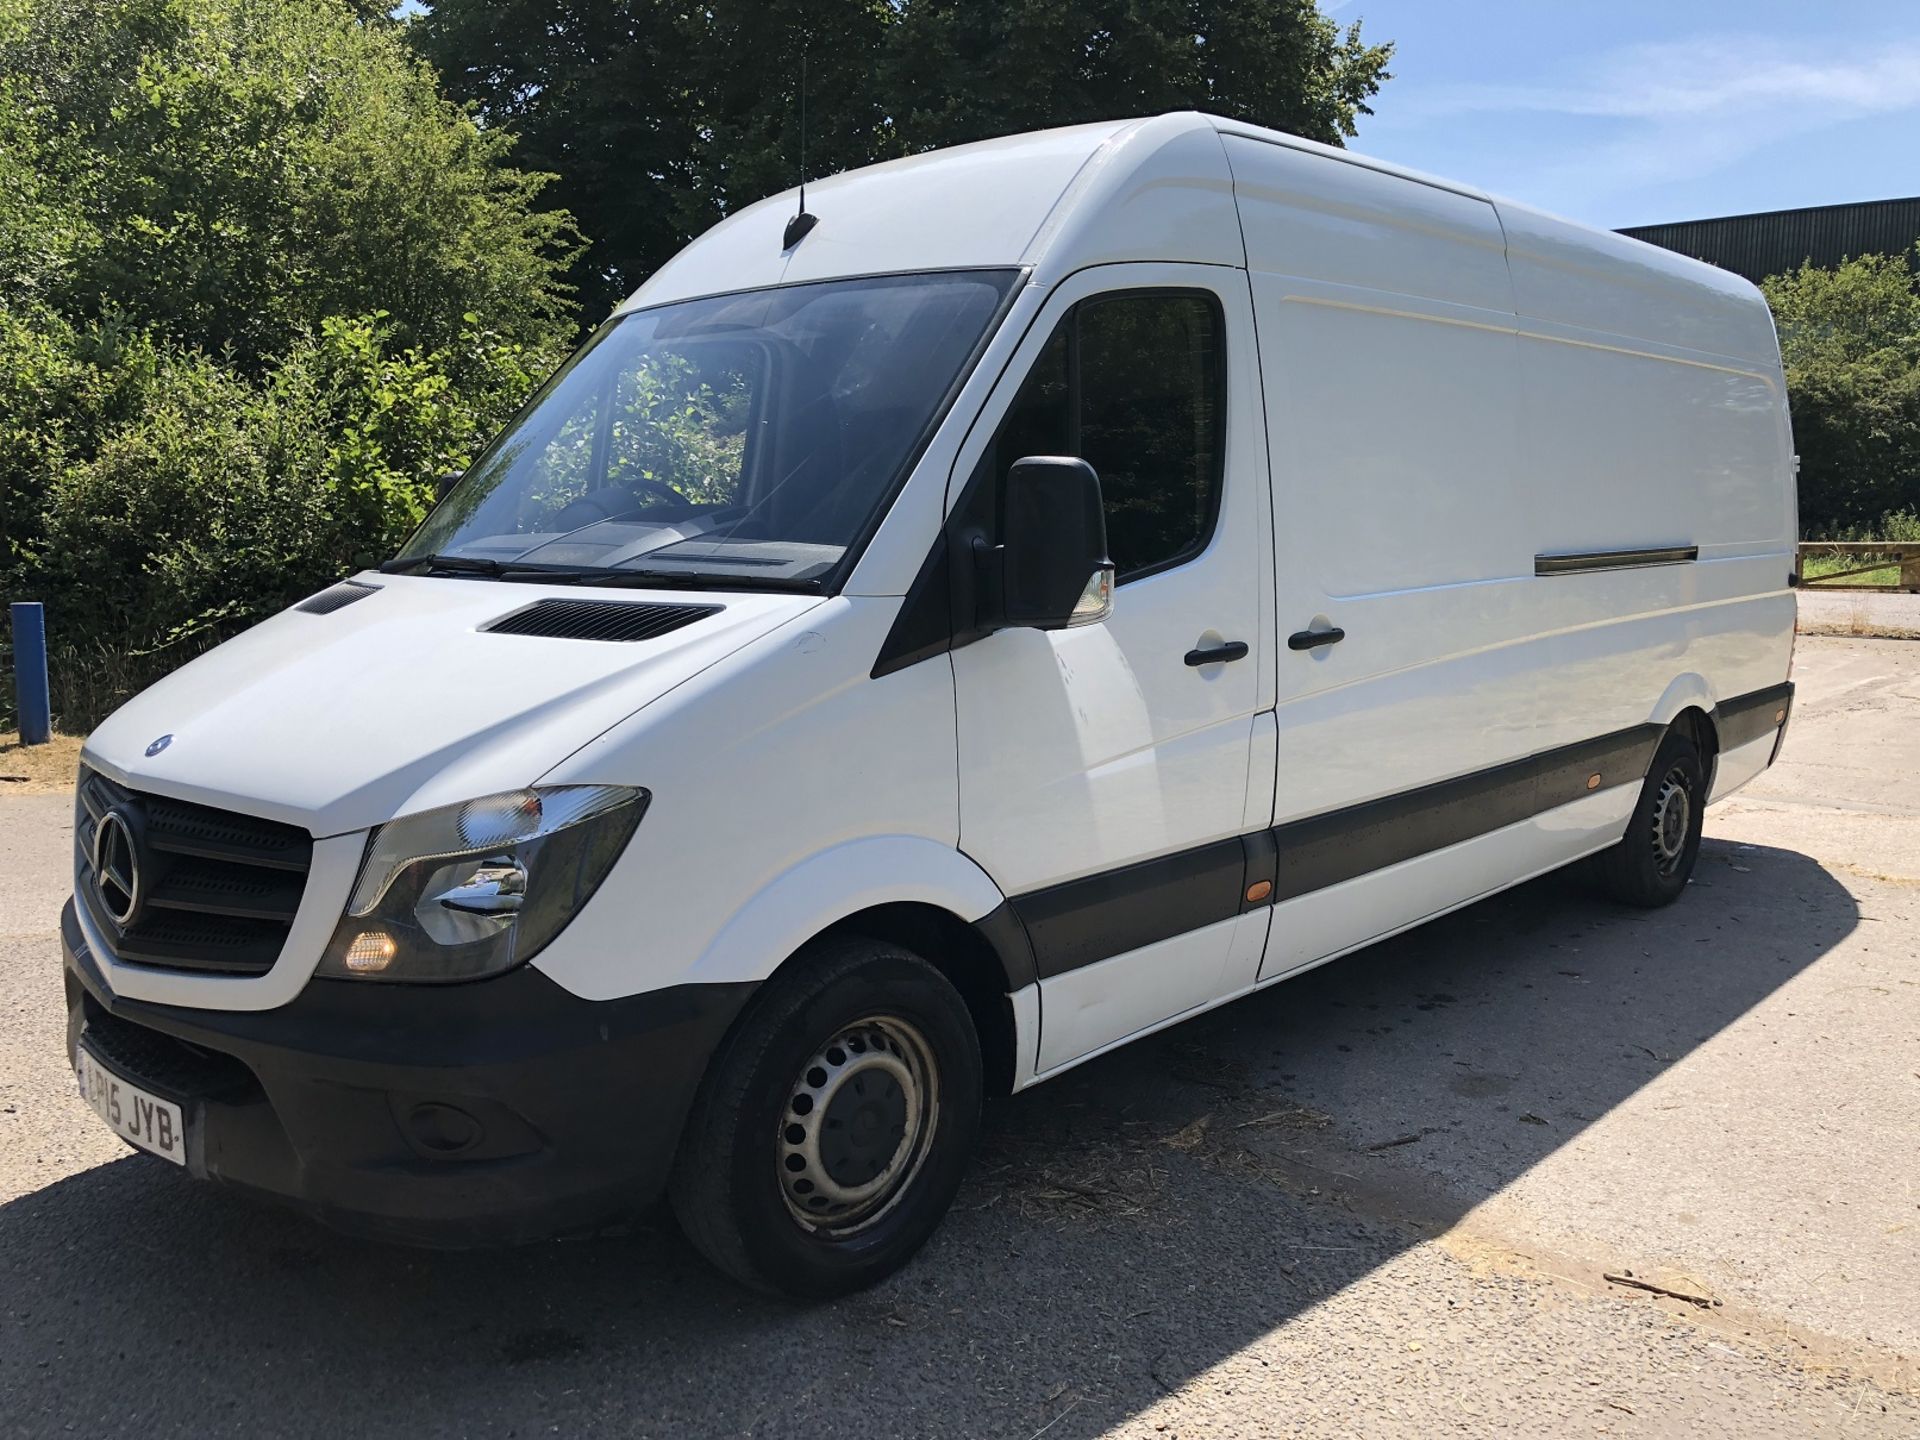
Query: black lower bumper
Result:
<box><xmin>62</xmin><ymin>900</ymin><xmax>755</xmax><ymax>1247</ymax></box>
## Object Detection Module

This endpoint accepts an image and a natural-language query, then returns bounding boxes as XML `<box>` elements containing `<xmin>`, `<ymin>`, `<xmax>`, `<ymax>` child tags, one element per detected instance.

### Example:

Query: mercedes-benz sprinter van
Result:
<box><xmin>61</xmin><ymin>113</ymin><xmax>1796</xmax><ymax>1296</ymax></box>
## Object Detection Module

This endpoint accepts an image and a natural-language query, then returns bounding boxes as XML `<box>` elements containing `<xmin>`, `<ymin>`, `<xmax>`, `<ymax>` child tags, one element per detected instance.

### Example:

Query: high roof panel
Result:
<box><xmin>622</xmin><ymin>121</ymin><xmax>1136</xmax><ymax>311</ymax></box>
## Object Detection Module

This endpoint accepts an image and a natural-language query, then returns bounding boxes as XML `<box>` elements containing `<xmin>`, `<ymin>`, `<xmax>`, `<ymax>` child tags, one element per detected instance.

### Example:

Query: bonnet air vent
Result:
<box><xmin>295</xmin><ymin>580</ymin><xmax>381</xmax><ymax>615</ymax></box>
<box><xmin>482</xmin><ymin>598</ymin><xmax>723</xmax><ymax>643</ymax></box>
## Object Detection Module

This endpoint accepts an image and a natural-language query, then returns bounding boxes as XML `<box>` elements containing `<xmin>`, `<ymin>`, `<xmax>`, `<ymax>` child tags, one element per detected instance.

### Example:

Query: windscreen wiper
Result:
<box><xmin>379</xmin><ymin>553</ymin><xmax>511</xmax><ymax>576</ymax></box>
<box><xmin>380</xmin><ymin>554</ymin><xmax>822</xmax><ymax>592</ymax></box>
<box><xmin>380</xmin><ymin>554</ymin><xmax>608</xmax><ymax>582</ymax></box>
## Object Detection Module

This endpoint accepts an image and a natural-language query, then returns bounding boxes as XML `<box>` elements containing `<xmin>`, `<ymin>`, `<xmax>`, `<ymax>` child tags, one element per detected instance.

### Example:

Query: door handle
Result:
<box><xmin>1184</xmin><ymin>640</ymin><xmax>1250</xmax><ymax>667</ymax></box>
<box><xmin>1287</xmin><ymin>626</ymin><xmax>1345</xmax><ymax>651</ymax></box>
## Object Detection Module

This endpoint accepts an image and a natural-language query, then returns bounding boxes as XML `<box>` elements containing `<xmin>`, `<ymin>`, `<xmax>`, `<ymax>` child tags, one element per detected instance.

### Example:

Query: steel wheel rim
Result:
<box><xmin>1651</xmin><ymin>764</ymin><xmax>1692</xmax><ymax>876</ymax></box>
<box><xmin>777</xmin><ymin>1015</ymin><xmax>939</xmax><ymax>1235</ymax></box>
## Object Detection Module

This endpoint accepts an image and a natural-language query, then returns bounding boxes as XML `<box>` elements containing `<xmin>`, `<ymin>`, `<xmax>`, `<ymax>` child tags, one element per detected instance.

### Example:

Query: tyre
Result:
<box><xmin>1589</xmin><ymin>729</ymin><xmax>1707</xmax><ymax>907</ymax></box>
<box><xmin>668</xmin><ymin>935</ymin><xmax>982</xmax><ymax>1298</ymax></box>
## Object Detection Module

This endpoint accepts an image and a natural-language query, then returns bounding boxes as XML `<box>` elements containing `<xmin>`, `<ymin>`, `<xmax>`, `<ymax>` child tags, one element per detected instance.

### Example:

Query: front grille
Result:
<box><xmin>482</xmin><ymin>597</ymin><xmax>722</xmax><ymax>643</ymax></box>
<box><xmin>75</xmin><ymin>768</ymin><xmax>313</xmax><ymax>978</ymax></box>
<box><xmin>78</xmin><ymin>1002</ymin><xmax>255</xmax><ymax>1099</ymax></box>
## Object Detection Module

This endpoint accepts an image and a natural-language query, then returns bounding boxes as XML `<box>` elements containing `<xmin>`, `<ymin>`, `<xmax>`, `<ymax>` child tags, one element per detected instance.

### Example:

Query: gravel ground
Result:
<box><xmin>1797</xmin><ymin>588</ymin><xmax>1920</xmax><ymax>639</ymax></box>
<box><xmin>0</xmin><ymin>635</ymin><xmax>1916</xmax><ymax>1438</ymax></box>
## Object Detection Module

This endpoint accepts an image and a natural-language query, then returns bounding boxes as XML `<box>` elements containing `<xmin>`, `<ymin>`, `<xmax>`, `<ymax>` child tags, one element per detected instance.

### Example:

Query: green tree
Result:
<box><xmin>0</xmin><ymin>0</ymin><xmax>582</xmax><ymax>727</ymax></box>
<box><xmin>412</xmin><ymin>0</ymin><xmax>1393</xmax><ymax>317</ymax></box>
<box><xmin>1762</xmin><ymin>249</ymin><xmax>1920</xmax><ymax>534</ymax></box>
<box><xmin>4</xmin><ymin>0</ymin><xmax>581</xmax><ymax>371</ymax></box>
<box><xmin>886</xmin><ymin>0</ymin><xmax>1391</xmax><ymax>155</ymax></box>
<box><xmin>410</xmin><ymin>0</ymin><xmax>707</xmax><ymax>323</ymax></box>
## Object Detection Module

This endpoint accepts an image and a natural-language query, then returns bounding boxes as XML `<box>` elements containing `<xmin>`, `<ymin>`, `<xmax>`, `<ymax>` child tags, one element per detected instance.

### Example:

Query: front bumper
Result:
<box><xmin>62</xmin><ymin>900</ymin><xmax>755</xmax><ymax>1247</ymax></box>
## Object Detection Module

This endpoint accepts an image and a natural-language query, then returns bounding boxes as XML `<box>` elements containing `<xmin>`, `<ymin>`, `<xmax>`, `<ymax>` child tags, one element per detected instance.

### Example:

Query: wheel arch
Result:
<box><xmin>1646</xmin><ymin>674</ymin><xmax>1723</xmax><ymax>787</ymax></box>
<box><xmin>1667</xmin><ymin>704</ymin><xmax>1720</xmax><ymax>764</ymax></box>
<box><xmin>684</xmin><ymin>837</ymin><xmax>1033</xmax><ymax>1095</ymax></box>
<box><xmin>813</xmin><ymin>902</ymin><xmax>1029</xmax><ymax>1097</ymax></box>
<box><xmin>1648</xmin><ymin>672</ymin><xmax>1716</xmax><ymax>730</ymax></box>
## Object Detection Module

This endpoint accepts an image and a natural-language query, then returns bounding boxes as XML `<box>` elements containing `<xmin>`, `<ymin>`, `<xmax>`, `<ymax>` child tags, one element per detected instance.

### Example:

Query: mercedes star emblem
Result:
<box><xmin>91</xmin><ymin>809</ymin><xmax>143</xmax><ymax>928</ymax></box>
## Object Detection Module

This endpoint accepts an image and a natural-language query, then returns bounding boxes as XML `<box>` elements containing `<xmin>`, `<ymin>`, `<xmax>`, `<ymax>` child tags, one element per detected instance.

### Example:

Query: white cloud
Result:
<box><xmin>1410</xmin><ymin>36</ymin><xmax>1920</xmax><ymax>122</ymax></box>
<box><xmin>1390</xmin><ymin>35</ymin><xmax>1920</xmax><ymax>218</ymax></box>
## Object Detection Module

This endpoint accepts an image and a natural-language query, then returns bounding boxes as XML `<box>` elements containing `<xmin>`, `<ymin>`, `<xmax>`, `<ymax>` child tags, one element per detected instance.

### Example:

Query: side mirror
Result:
<box><xmin>998</xmin><ymin>456</ymin><xmax>1114</xmax><ymax>630</ymax></box>
<box><xmin>433</xmin><ymin>472</ymin><xmax>463</xmax><ymax>502</ymax></box>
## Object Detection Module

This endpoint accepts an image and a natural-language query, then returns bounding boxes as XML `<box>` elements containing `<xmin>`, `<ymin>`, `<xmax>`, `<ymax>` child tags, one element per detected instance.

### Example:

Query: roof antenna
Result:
<box><xmin>783</xmin><ymin>51</ymin><xmax>819</xmax><ymax>250</ymax></box>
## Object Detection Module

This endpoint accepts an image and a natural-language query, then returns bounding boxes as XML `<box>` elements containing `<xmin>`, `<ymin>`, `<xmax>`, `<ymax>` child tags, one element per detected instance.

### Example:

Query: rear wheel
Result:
<box><xmin>1589</xmin><ymin>730</ymin><xmax>1707</xmax><ymax>907</ymax></box>
<box><xmin>668</xmin><ymin>936</ymin><xmax>982</xmax><ymax>1298</ymax></box>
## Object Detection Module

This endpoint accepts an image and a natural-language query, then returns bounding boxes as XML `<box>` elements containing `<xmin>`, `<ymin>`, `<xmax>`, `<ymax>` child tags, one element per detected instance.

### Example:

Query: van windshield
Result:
<box><xmin>401</xmin><ymin>269</ymin><xmax>1019</xmax><ymax>589</ymax></box>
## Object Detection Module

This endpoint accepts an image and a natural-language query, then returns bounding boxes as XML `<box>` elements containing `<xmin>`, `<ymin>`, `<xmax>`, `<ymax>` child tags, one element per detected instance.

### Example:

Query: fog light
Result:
<box><xmin>342</xmin><ymin>930</ymin><xmax>397</xmax><ymax>973</ymax></box>
<box><xmin>406</xmin><ymin>1102</ymin><xmax>483</xmax><ymax>1156</ymax></box>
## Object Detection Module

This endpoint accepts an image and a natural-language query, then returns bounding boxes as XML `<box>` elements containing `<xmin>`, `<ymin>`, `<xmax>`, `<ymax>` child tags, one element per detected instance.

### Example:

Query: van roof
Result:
<box><xmin>620</xmin><ymin>112</ymin><xmax>1773</xmax><ymax>366</ymax></box>
<box><xmin>621</xmin><ymin>114</ymin><xmax>1214</xmax><ymax>309</ymax></box>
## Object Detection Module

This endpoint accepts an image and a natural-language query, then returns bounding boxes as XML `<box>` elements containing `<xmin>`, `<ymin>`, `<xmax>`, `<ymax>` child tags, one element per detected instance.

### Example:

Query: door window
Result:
<box><xmin>980</xmin><ymin>291</ymin><xmax>1226</xmax><ymax>581</ymax></box>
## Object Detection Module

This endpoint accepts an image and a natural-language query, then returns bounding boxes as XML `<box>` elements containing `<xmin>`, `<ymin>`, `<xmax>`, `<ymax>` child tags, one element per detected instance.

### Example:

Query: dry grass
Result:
<box><xmin>0</xmin><ymin>731</ymin><xmax>83</xmax><ymax>794</ymax></box>
<box><xmin>966</xmin><ymin>1040</ymin><xmax>1334</xmax><ymax>1227</ymax></box>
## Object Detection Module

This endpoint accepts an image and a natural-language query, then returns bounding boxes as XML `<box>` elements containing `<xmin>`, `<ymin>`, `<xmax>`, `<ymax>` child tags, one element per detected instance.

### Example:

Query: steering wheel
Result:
<box><xmin>625</xmin><ymin>476</ymin><xmax>695</xmax><ymax>519</ymax></box>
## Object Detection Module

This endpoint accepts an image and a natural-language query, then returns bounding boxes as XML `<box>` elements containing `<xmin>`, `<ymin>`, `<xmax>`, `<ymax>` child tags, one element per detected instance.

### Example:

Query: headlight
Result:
<box><xmin>317</xmin><ymin>785</ymin><xmax>647</xmax><ymax>983</ymax></box>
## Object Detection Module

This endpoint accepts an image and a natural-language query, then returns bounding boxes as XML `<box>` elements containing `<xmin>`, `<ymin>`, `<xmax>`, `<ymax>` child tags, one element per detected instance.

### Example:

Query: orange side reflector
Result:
<box><xmin>1245</xmin><ymin>880</ymin><xmax>1273</xmax><ymax>904</ymax></box>
<box><xmin>1586</xmin><ymin>773</ymin><xmax>1602</xmax><ymax>790</ymax></box>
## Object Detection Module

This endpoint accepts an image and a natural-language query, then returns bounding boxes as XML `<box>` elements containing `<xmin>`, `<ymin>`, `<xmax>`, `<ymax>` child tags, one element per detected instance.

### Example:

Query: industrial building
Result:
<box><xmin>1621</xmin><ymin>197</ymin><xmax>1920</xmax><ymax>282</ymax></box>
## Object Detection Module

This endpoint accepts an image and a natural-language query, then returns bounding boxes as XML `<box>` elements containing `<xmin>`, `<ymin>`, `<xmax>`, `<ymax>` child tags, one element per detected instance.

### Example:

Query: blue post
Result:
<box><xmin>10</xmin><ymin>602</ymin><xmax>51</xmax><ymax>745</ymax></box>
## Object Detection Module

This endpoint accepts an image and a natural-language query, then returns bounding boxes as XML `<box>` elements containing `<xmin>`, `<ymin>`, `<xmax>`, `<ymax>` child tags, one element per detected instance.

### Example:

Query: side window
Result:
<box><xmin>980</xmin><ymin>291</ymin><xmax>1226</xmax><ymax>581</ymax></box>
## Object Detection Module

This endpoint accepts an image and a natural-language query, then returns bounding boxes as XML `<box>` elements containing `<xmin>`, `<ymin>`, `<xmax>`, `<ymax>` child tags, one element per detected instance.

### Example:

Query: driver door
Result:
<box><xmin>949</xmin><ymin>264</ymin><xmax>1275</xmax><ymax>1075</ymax></box>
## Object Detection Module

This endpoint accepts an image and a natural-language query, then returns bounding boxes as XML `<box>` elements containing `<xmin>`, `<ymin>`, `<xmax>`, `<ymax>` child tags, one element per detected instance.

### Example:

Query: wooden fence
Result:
<box><xmin>1796</xmin><ymin>542</ymin><xmax>1920</xmax><ymax>593</ymax></box>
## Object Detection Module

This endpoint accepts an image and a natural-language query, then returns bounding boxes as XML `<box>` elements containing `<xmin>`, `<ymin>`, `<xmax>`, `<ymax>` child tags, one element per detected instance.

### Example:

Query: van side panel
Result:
<box><xmin>1226</xmin><ymin>134</ymin><xmax>1794</xmax><ymax>986</ymax></box>
<box><xmin>1500</xmin><ymin>203</ymin><xmax>1797</xmax><ymax>753</ymax></box>
<box><xmin>1223</xmin><ymin>134</ymin><xmax>1541</xmax><ymax>829</ymax></box>
<box><xmin>1222</xmin><ymin>135</ymin><xmax>1511</xmax><ymax>312</ymax></box>
<box><xmin>1499</xmin><ymin>204</ymin><xmax>1782</xmax><ymax>366</ymax></box>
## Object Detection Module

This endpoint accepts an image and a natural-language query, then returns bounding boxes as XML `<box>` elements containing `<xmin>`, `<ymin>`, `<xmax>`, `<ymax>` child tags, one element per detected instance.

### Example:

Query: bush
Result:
<box><xmin>1763</xmin><ymin>249</ymin><xmax>1920</xmax><ymax>535</ymax></box>
<box><xmin>3</xmin><ymin>313</ymin><xmax>552</xmax><ymax>728</ymax></box>
<box><xmin>5</xmin><ymin>0</ymin><xmax>580</xmax><ymax>370</ymax></box>
<box><xmin>0</xmin><ymin>0</ymin><xmax>580</xmax><ymax>732</ymax></box>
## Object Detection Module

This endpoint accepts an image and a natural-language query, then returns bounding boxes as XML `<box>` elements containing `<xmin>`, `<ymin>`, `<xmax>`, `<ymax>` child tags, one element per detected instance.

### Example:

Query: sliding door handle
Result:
<box><xmin>1287</xmin><ymin>626</ymin><xmax>1345</xmax><ymax>651</ymax></box>
<box><xmin>1184</xmin><ymin>640</ymin><xmax>1250</xmax><ymax>667</ymax></box>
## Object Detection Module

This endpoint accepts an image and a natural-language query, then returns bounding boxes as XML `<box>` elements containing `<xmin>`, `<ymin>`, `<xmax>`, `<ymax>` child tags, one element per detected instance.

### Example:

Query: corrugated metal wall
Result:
<box><xmin>1619</xmin><ymin>197</ymin><xmax>1920</xmax><ymax>282</ymax></box>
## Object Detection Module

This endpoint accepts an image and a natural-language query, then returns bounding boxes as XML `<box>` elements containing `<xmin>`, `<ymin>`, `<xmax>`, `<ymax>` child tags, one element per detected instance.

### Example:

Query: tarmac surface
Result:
<box><xmin>1</xmin><ymin>635</ymin><xmax>1916</xmax><ymax>1438</ymax></box>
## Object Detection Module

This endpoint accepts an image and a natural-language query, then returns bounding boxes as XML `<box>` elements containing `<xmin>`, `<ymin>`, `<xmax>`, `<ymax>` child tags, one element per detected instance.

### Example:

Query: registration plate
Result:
<box><xmin>74</xmin><ymin>1045</ymin><xmax>187</xmax><ymax>1166</ymax></box>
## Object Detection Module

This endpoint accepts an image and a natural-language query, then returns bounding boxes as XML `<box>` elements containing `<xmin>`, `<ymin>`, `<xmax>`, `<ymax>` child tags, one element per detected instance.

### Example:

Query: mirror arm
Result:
<box><xmin>961</xmin><ymin>530</ymin><xmax>1006</xmax><ymax>638</ymax></box>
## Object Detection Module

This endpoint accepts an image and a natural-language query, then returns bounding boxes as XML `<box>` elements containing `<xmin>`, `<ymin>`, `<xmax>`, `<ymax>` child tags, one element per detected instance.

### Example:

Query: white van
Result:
<box><xmin>62</xmin><ymin>113</ymin><xmax>1796</xmax><ymax>1296</ymax></box>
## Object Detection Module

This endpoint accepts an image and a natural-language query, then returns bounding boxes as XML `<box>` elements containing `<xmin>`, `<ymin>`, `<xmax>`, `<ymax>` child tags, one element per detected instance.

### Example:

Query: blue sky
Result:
<box><xmin>1338</xmin><ymin>0</ymin><xmax>1920</xmax><ymax>228</ymax></box>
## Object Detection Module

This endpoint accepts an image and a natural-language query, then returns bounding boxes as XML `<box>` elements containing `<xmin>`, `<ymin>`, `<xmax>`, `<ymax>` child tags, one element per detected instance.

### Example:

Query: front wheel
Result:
<box><xmin>1589</xmin><ymin>730</ymin><xmax>1707</xmax><ymax>907</ymax></box>
<box><xmin>668</xmin><ymin>936</ymin><xmax>982</xmax><ymax>1298</ymax></box>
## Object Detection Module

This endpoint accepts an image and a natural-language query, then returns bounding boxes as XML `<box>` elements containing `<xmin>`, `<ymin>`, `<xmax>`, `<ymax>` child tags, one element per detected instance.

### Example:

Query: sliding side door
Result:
<box><xmin>1219</xmin><ymin>135</ymin><xmax>1601</xmax><ymax>978</ymax></box>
